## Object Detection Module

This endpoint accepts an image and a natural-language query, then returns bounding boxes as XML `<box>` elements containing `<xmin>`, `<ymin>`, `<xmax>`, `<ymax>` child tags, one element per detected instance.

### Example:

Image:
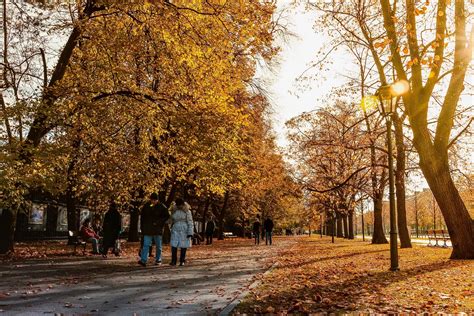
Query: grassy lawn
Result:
<box><xmin>235</xmin><ymin>236</ymin><xmax>474</xmax><ymax>314</ymax></box>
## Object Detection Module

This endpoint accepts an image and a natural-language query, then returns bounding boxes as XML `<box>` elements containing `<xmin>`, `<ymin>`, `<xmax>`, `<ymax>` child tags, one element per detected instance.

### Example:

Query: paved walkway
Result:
<box><xmin>0</xmin><ymin>238</ymin><xmax>294</xmax><ymax>315</ymax></box>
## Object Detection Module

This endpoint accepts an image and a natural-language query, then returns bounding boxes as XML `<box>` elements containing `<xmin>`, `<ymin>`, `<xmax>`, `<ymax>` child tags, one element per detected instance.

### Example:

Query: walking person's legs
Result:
<box><xmin>210</xmin><ymin>234</ymin><xmax>213</xmax><ymax>245</ymax></box>
<box><xmin>266</xmin><ymin>231</ymin><xmax>272</xmax><ymax>245</ymax></box>
<box><xmin>170</xmin><ymin>247</ymin><xmax>178</xmax><ymax>265</ymax></box>
<box><xmin>139</xmin><ymin>235</ymin><xmax>152</xmax><ymax>265</ymax></box>
<box><xmin>180</xmin><ymin>248</ymin><xmax>187</xmax><ymax>265</ymax></box>
<box><xmin>102</xmin><ymin>239</ymin><xmax>110</xmax><ymax>257</ymax></box>
<box><xmin>155</xmin><ymin>235</ymin><xmax>163</xmax><ymax>264</ymax></box>
<box><xmin>139</xmin><ymin>235</ymin><xmax>144</xmax><ymax>256</ymax></box>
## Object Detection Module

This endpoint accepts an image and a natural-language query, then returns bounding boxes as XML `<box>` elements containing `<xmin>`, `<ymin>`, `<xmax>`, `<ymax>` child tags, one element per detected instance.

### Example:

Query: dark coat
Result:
<box><xmin>140</xmin><ymin>202</ymin><xmax>170</xmax><ymax>236</ymax></box>
<box><xmin>102</xmin><ymin>206</ymin><xmax>122</xmax><ymax>247</ymax></box>
<box><xmin>252</xmin><ymin>220</ymin><xmax>261</xmax><ymax>233</ymax></box>
<box><xmin>264</xmin><ymin>218</ymin><xmax>274</xmax><ymax>232</ymax></box>
<box><xmin>205</xmin><ymin>220</ymin><xmax>215</xmax><ymax>234</ymax></box>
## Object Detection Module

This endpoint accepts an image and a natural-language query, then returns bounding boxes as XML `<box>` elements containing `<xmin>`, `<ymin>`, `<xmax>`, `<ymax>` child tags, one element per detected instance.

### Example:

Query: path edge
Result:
<box><xmin>218</xmin><ymin>261</ymin><xmax>279</xmax><ymax>316</ymax></box>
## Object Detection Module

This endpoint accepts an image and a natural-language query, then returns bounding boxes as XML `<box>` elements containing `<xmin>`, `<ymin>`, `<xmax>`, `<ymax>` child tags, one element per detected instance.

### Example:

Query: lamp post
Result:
<box><xmin>376</xmin><ymin>80</ymin><xmax>409</xmax><ymax>271</ymax></box>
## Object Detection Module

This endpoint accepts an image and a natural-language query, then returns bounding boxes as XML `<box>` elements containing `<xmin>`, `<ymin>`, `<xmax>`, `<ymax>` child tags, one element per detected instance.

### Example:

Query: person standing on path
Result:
<box><xmin>138</xmin><ymin>193</ymin><xmax>170</xmax><ymax>267</ymax></box>
<box><xmin>263</xmin><ymin>217</ymin><xmax>274</xmax><ymax>245</ymax></box>
<box><xmin>253</xmin><ymin>215</ymin><xmax>261</xmax><ymax>245</ymax></box>
<box><xmin>205</xmin><ymin>217</ymin><xmax>216</xmax><ymax>245</ymax></box>
<box><xmin>170</xmin><ymin>198</ymin><xmax>194</xmax><ymax>266</ymax></box>
<box><xmin>101</xmin><ymin>202</ymin><xmax>122</xmax><ymax>258</ymax></box>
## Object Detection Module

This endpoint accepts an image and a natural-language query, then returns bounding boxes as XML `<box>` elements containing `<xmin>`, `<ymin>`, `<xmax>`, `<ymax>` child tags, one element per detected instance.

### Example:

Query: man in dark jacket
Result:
<box><xmin>253</xmin><ymin>215</ymin><xmax>261</xmax><ymax>245</ymax></box>
<box><xmin>101</xmin><ymin>202</ymin><xmax>122</xmax><ymax>258</ymax></box>
<box><xmin>263</xmin><ymin>217</ymin><xmax>274</xmax><ymax>245</ymax></box>
<box><xmin>205</xmin><ymin>217</ymin><xmax>216</xmax><ymax>245</ymax></box>
<box><xmin>138</xmin><ymin>193</ymin><xmax>170</xmax><ymax>266</ymax></box>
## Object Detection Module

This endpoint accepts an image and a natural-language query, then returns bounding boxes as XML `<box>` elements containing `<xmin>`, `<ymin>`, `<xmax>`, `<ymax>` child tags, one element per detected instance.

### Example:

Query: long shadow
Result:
<box><xmin>278</xmin><ymin>249</ymin><xmax>388</xmax><ymax>270</ymax></box>
<box><xmin>0</xmin><ymin>263</ymin><xmax>260</xmax><ymax>311</ymax></box>
<box><xmin>0</xmin><ymin>240</ymin><xmax>277</xmax><ymax>309</ymax></box>
<box><xmin>0</xmin><ymin>249</ymin><xmax>269</xmax><ymax>282</ymax></box>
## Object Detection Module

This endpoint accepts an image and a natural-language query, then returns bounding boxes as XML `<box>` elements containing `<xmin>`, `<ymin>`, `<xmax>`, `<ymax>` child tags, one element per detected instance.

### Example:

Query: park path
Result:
<box><xmin>0</xmin><ymin>237</ymin><xmax>295</xmax><ymax>315</ymax></box>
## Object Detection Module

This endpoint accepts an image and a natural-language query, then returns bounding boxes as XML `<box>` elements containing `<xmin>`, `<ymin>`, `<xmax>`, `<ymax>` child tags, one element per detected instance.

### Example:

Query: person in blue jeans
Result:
<box><xmin>263</xmin><ymin>217</ymin><xmax>274</xmax><ymax>245</ymax></box>
<box><xmin>138</xmin><ymin>193</ymin><xmax>170</xmax><ymax>267</ymax></box>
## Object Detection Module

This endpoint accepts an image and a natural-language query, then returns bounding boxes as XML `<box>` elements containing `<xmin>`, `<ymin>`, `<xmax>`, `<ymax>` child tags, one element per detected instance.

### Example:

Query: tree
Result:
<box><xmin>307</xmin><ymin>0</ymin><xmax>473</xmax><ymax>257</ymax></box>
<box><xmin>377</xmin><ymin>0</ymin><xmax>474</xmax><ymax>258</ymax></box>
<box><xmin>0</xmin><ymin>0</ymin><xmax>282</xmax><ymax>253</ymax></box>
<box><xmin>287</xmin><ymin>99</ymin><xmax>372</xmax><ymax>242</ymax></box>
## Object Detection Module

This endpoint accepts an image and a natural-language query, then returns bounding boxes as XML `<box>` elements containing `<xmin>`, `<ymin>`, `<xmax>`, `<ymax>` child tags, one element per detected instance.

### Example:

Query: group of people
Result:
<box><xmin>80</xmin><ymin>203</ymin><xmax>122</xmax><ymax>258</ymax></box>
<box><xmin>80</xmin><ymin>192</ymin><xmax>275</xmax><ymax>266</ymax></box>
<box><xmin>138</xmin><ymin>193</ymin><xmax>194</xmax><ymax>267</ymax></box>
<box><xmin>252</xmin><ymin>215</ymin><xmax>274</xmax><ymax>245</ymax></box>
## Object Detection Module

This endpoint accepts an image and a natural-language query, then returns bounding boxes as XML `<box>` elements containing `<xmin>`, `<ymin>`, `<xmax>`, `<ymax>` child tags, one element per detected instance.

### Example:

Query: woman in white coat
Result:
<box><xmin>170</xmin><ymin>198</ymin><xmax>194</xmax><ymax>266</ymax></box>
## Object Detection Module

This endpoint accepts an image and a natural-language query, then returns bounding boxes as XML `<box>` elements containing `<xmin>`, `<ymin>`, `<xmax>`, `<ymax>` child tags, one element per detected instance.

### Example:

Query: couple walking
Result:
<box><xmin>138</xmin><ymin>193</ymin><xmax>193</xmax><ymax>267</ymax></box>
<box><xmin>253</xmin><ymin>215</ymin><xmax>274</xmax><ymax>245</ymax></box>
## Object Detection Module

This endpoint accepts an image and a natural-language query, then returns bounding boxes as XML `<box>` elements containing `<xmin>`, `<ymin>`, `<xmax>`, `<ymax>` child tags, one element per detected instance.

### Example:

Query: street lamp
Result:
<box><xmin>376</xmin><ymin>79</ymin><xmax>409</xmax><ymax>272</ymax></box>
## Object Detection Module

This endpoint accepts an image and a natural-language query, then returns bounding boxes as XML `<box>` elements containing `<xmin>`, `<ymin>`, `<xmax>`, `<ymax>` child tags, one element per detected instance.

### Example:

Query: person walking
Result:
<box><xmin>205</xmin><ymin>217</ymin><xmax>216</xmax><ymax>245</ymax></box>
<box><xmin>252</xmin><ymin>215</ymin><xmax>261</xmax><ymax>245</ymax></box>
<box><xmin>101</xmin><ymin>202</ymin><xmax>122</xmax><ymax>258</ymax></box>
<box><xmin>138</xmin><ymin>193</ymin><xmax>170</xmax><ymax>267</ymax></box>
<box><xmin>264</xmin><ymin>217</ymin><xmax>274</xmax><ymax>245</ymax></box>
<box><xmin>170</xmin><ymin>198</ymin><xmax>194</xmax><ymax>266</ymax></box>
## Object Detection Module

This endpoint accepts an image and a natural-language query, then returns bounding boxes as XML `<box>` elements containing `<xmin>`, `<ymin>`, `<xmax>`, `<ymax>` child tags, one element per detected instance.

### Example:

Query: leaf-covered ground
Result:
<box><xmin>235</xmin><ymin>236</ymin><xmax>474</xmax><ymax>314</ymax></box>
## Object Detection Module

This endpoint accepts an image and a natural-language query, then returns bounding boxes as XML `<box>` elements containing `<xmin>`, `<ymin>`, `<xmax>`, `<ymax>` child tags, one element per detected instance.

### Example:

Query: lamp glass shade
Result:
<box><xmin>377</xmin><ymin>85</ymin><xmax>394</xmax><ymax>115</ymax></box>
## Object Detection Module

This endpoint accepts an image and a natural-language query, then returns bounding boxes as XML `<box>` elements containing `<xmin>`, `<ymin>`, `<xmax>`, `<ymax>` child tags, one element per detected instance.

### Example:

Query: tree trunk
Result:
<box><xmin>420</xmin><ymin>154</ymin><xmax>474</xmax><ymax>258</ymax></box>
<box><xmin>342</xmin><ymin>214</ymin><xmax>349</xmax><ymax>238</ymax></box>
<box><xmin>361</xmin><ymin>204</ymin><xmax>365</xmax><ymax>241</ymax></box>
<box><xmin>362</xmin><ymin>97</ymin><xmax>388</xmax><ymax>245</ymax></box>
<box><xmin>372</xmin><ymin>193</ymin><xmax>388</xmax><ymax>244</ymax></box>
<box><xmin>66</xmin><ymin>190</ymin><xmax>79</xmax><ymax>244</ymax></box>
<box><xmin>201</xmin><ymin>198</ymin><xmax>210</xmax><ymax>235</ymax></box>
<box><xmin>165</xmin><ymin>182</ymin><xmax>178</xmax><ymax>207</ymax></box>
<box><xmin>66</xmin><ymin>135</ymin><xmax>81</xmax><ymax>244</ymax></box>
<box><xmin>0</xmin><ymin>208</ymin><xmax>16</xmax><ymax>254</ymax></box>
<box><xmin>217</xmin><ymin>191</ymin><xmax>229</xmax><ymax>240</ymax></box>
<box><xmin>336</xmin><ymin>213</ymin><xmax>343</xmax><ymax>238</ymax></box>
<box><xmin>378</xmin><ymin>0</ymin><xmax>474</xmax><ymax>259</ymax></box>
<box><xmin>394</xmin><ymin>113</ymin><xmax>412</xmax><ymax>248</ymax></box>
<box><xmin>331</xmin><ymin>214</ymin><xmax>335</xmax><ymax>243</ymax></box>
<box><xmin>414</xmin><ymin>192</ymin><xmax>419</xmax><ymax>238</ymax></box>
<box><xmin>348</xmin><ymin>211</ymin><xmax>354</xmax><ymax>239</ymax></box>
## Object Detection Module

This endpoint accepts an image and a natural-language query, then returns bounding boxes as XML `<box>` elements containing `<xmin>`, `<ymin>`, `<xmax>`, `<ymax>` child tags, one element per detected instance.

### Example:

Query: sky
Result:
<box><xmin>259</xmin><ymin>1</ymin><xmax>472</xmax><ymax>192</ymax></box>
<box><xmin>258</xmin><ymin>1</ymin><xmax>351</xmax><ymax>148</ymax></box>
<box><xmin>261</xmin><ymin>1</ymin><xmax>472</xmax><ymax>152</ymax></box>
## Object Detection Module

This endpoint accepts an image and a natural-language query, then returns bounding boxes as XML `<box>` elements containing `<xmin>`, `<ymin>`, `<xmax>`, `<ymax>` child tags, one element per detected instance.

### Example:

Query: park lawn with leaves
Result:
<box><xmin>235</xmin><ymin>236</ymin><xmax>474</xmax><ymax>314</ymax></box>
